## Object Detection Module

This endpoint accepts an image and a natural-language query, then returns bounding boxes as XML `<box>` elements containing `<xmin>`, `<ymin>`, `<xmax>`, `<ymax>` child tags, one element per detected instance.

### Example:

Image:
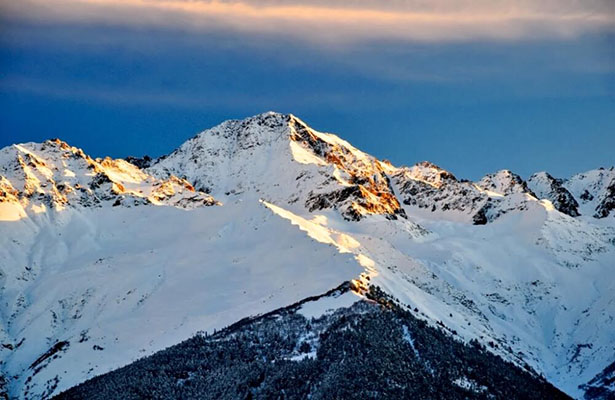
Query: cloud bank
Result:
<box><xmin>1</xmin><ymin>0</ymin><xmax>613</xmax><ymax>43</ymax></box>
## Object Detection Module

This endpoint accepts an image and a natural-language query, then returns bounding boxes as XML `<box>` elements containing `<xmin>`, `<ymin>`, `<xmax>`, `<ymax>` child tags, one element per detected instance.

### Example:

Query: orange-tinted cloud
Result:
<box><xmin>1</xmin><ymin>0</ymin><xmax>613</xmax><ymax>43</ymax></box>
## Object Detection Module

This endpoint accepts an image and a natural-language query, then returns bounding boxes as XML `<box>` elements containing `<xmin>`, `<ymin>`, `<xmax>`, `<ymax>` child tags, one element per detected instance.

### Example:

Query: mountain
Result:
<box><xmin>0</xmin><ymin>139</ymin><xmax>217</xmax><ymax>218</ymax></box>
<box><xmin>392</xmin><ymin>164</ymin><xmax>540</xmax><ymax>224</ymax></box>
<box><xmin>57</xmin><ymin>285</ymin><xmax>569</xmax><ymax>400</ymax></box>
<box><xmin>1</xmin><ymin>112</ymin><xmax>613</xmax><ymax>399</ymax></box>
<box><xmin>149</xmin><ymin>112</ymin><xmax>405</xmax><ymax>221</ymax></box>
<box><xmin>564</xmin><ymin>168</ymin><xmax>615</xmax><ymax>219</ymax></box>
<box><xmin>527</xmin><ymin>172</ymin><xmax>580</xmax><ymax>217</ymax></box>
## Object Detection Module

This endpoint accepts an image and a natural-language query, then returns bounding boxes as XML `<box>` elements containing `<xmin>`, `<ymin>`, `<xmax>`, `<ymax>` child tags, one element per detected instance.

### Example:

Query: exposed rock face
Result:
<box><xmin>528</xmin><ymin>172</ymin><xmax>580</xmax><ymax>217</ymax></box>
<box><xmin>123</xmin><ymin>155</ymin><xmax>152</xmax><ymax>169</ymax></box>
<box><xmin>594</xmin><ymin>180</ymin><xmax>615</xmax><ymax>218</ymax></box>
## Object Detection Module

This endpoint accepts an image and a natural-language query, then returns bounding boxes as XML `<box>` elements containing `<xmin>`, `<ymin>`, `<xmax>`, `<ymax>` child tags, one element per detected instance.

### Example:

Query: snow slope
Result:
<box><xmin>0</xmin><ymin>199</ymin><xmax>364</xmax><ymax>398</ymax></box>
<box><xmin>263</xmin><ymin>192</ymin><xmax>615</xmax><ymax>397</ymax></box>
<box><xmin>1</xmin><ymin>112</ymin><xmax>614</xmax><ymax>399</ymax></box>
<box><xmin>0</xmin><ymin>137</ymin><xmax>365</xmax><ymax>398</ymax></box>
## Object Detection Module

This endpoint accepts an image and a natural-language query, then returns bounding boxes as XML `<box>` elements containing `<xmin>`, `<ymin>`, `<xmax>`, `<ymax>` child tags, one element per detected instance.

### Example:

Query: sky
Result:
<box><xmin>0</xmin><ymin>1</ymin><xmax>613</xmax><ymax>180</ymax></box>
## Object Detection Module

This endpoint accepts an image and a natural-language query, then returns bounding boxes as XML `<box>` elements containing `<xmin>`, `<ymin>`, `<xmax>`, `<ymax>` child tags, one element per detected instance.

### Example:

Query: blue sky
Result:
<box><xmin>0</xmin><ymin>1</ymin><xmax>613</xmax><ymax>180</ymax></box>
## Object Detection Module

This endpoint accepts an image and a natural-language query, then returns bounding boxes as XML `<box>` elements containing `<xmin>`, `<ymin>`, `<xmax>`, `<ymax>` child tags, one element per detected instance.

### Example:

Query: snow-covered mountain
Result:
<box><xmin>0</xmin><ymin>139</ymin><xmax>217</xmax><ymax>220</ymax></box>
<box><xmin>564</xmin><ymin>168</ymin><xmax>615</xmax><ymax>219</ymax></box>
<box><xmin>1</xmin><ymin>112</ymin><xmax>613</xmax><ymax>399</ymax></box>
<box><xmin>149</xmin><ymin>112</ymin><xmax>405</xmax><ymax>221</ymax></box>
<box><xmin>392</xmin><ymin>163</ymin><xmax>538</xmax><ymax>224</ymax></box>
<box><xmin>528</xmin><ymin>172</ymin><xmax>580</xmax><ymax>217</ymax></box>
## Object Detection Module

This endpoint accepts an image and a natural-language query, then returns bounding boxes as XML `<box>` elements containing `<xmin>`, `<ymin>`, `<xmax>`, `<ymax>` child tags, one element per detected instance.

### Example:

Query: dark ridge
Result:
<box><xmin>55</xmin><ymin>285</ymin><xmax>569</xmax><ymax>400</ymax></box>
<box><xmin>124</xmin><ymin>155</ymin><xmax>152</xmax><ymax>169</ymax></box>
<box><xmin>580</xmin><ymin>360</ymin><xmax>615</xmax><ymax>399</ymax></box>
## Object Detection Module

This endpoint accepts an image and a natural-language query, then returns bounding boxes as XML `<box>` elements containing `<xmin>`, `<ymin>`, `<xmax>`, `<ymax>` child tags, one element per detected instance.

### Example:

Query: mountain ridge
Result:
<box><xmin>1</xmin><ymin>111</ymin><xmax>614</xmax><ymax>399</ymax></box>
<box><xmin>147</xmin><ymin>111</ymin><xmax>614</xmax><ymax>224</ymax></box>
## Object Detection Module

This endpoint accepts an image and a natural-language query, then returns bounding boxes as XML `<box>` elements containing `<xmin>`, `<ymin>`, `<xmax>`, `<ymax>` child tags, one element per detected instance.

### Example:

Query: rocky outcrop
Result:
<box><xmin>124</xmin><ymin>155</ymin><xmax>152</xmax><ymax>169</ymax></box>
<box><xmin>594</xmin><ymin>180</ymin><xmax>615</xmax><ymax>218</ymax></box>
<box><xmin>528</xmin><ymin>172</ymin><xmax>580</xmax><ymax>217</ymax></box>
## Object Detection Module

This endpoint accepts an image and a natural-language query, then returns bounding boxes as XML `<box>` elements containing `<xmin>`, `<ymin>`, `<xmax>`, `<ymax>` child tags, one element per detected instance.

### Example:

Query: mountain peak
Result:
<box><xmin>476</xmin><ymin>169</ymin><xmax>535</xmax><ymax>196</ymax></box>
<box><xmin>527</xmin><ymin>172</ymin><xmax>580</xmax><ymax>217</ymax></box>
<box><xmin>150</xmin><ymin>112</ymin><xmax>406</xmax><ymax>221</ymax></box>
<box><xmin>396</xmin><ymin>161</ymin><xmax>458</xmax><ymax>189</ymax></box>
